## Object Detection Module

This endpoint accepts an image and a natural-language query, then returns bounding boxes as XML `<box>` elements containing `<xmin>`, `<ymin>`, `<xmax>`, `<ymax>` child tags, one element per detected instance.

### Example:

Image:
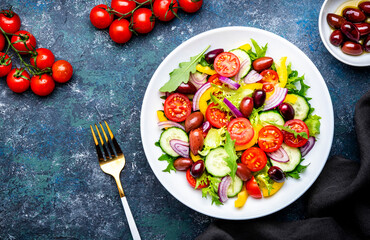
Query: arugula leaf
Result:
<box><xmin>305</xmin><ymin>114</ymin><xmax>321</xmax><ymax>137</ymax></box>
<box><xmin>201</xmin><ymin>176</ymin><xmax>222</xmax><ymax>205</ymax></box>
<box><xmin>159</xmin><ymin>46</ymin><xmax>210</xmax><ymax>92</ymax></box>
<box><xmin>224</xmin><ymin>132</ymin><xmax>238</xmax><ymax>181</ymax></box>
<box><xmin>265</xmin><ymin>121</ymin><xmax>308</xmax><ymax>139</ymax></box>
<box><xmin>250</xmin><ymin>39</ymin><xmax>268</xmax><ymax>59</ymax></box>
<box><xmin>158</xmin><ymin>153</ymin><xmax>177</xmax><ymax>173</ymax></box>
<box><xmin>286</xmin><ymin>161</ymin><xmax>309</xmax><ymax>179</ymax></box>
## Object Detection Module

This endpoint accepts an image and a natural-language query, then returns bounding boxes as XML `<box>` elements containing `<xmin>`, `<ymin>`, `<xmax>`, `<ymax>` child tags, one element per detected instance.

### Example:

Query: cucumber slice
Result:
<box><xmin>287</xmin><ymin>94</ymin><xmax>310</xmax><ymax>120</ymax></box>
<box><xmin>270</xmin><ymin>143</ymin><xmax>301</xmax><ymax>172</ymax></box>
<box><xmin>259</xmin><ymin>110</ymin><xmax>285</xmax><ymax>126</ymax></box>
<box><xmin>159</xmin><ymin>127</ymin><xmax>188</xmax><ymax>157</ymax></box>
<box><xmin>230</xmin><ymin>48</ymin><xmax>251</xmax><ymax>78</ymax></box>
<box><xmin>227</xmin><ymin>175</ymin><xmax>243</xmax><ymax>197</ymax></box>
<box><xmin>205</xmin><ymin>147</ymin><xmax>231</xmax><ymax>177</ymax></box>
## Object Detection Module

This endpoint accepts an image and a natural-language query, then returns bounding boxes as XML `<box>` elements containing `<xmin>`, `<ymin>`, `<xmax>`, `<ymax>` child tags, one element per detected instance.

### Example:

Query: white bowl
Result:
<box><xmin>140</xmin><ymin>27</ymin><xmax>334</xmax><ymax>220</ymax></box>
<box><xmin>319</xmin><ymin>0</ymin><xmax>370</xmax><ymax>67</ymax></box>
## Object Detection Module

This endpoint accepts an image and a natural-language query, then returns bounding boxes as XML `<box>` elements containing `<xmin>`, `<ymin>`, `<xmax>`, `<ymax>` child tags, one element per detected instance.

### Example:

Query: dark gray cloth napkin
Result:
<box><xmin>197</xmin><ymin>91</ymin><xmax>370</xmax><ymax>240</ymax></box>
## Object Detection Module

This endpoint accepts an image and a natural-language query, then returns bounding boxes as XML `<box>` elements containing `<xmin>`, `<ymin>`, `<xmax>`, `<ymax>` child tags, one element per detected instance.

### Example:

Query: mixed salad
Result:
<box><xmin>155</xmin><ymin>40</ymin><xmax>321</xmax><ymax>208</ymax></box>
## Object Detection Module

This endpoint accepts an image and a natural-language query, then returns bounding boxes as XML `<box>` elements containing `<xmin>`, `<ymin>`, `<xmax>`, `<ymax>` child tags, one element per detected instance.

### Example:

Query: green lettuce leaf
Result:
<box><xmin>158</xmin><ymin>153</ymin><xmax>177</xmax><ymax>173</ymax></box>
<box><xmin>201</xmin><ymin>175</ymin><xmax>222</xmax><ymax>205</ymax></box>
<box><xmin>224</xmin><ymin>132</ymin><xmax>238</xmax><ymax>181</ymax></box>
<box><xmin>305</xmin><ymin>114</ymin><xmax>321</xmax><ymax>137</ymax></box>
<box><xmin>199</xmin><ymin>128</ymin><xmax>226</xmax><ymax>156</ymax></box>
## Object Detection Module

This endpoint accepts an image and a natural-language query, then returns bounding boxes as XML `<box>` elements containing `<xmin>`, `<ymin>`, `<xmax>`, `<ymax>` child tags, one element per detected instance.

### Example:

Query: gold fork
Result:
<box><xmin>90</xmin><ymin>121</ymin><xmax>141</xmax><ymax>240</ymax></box>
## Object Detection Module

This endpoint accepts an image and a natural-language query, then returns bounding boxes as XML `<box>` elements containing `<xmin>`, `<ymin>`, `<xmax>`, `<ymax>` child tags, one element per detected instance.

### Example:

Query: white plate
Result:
<box><xmin>140</xmin><ymin>27</ymin><xmax>334</xmax><ymax>220</ymax></box>
<box><xmin>319</xmin><ymin>0</ymin><xmax>370</xmax><ymax>67</ymax></box>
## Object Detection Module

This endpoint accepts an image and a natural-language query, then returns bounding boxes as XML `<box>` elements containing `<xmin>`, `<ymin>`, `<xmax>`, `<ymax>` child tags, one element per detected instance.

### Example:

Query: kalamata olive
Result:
<box><xmin>343</xmin><ymin>8</ymin><xmax>367</xmax><ymax>22</ymax></box>
<box><xmin>359</xmin><ymin>1</ymin><xmax>370</xmax><ymax>15</ymax></box>
<box><xmin>329</xmin><ymin>29</ymin><xmax>344</xmax><ymax>46</ymax></box>
<box><xmin>252</xmin><ymin>57</ymin><xmax>273</xmax><ymax>72</ymax></box>
<box><xmin>341</xmin><ymin>21</ymin><xmax>361</xmax><ymax>42</ymax></box>
<box><xmin>354</xmin><ymin>22</ymin><xmax>370</xmax><ymax>36</ymax></box>
<box><xmin>364</xmin><ymin>35</ymin><xmax>370</xmax><ymax>52</ymax></box>
<box><xmin>190</xmin><ymin>160</ymin><xmax>205</xmax><ymax>178</ymax></box>
<box><xmin>327</xmin><ymin>13</ymin><xmax>346</xmax><ymax>29</ymax></box>
<box><xmin>189</xmin><ymin>128</ymin><xmax>204</xmax><ymax>155</ymax></box>
<box><xmin>268</xmin><ymin>166</ymin><xmax>286</xmax><ymax>183</ymax></box>
<box><xmin>341</xmin><ymin>41</ymin><xmax>363</xmax><ymax>55</ymax></box>
<box><xmin>279</xmin><ymin>102</ymin><xmax>295</xmax><ymax>121</ymax></box>
<box><xmin>185</xmin><ymin>112</ymin><xmax>204</xmax><ymax>133</ymax></box>
<box><xmin>236</xmin><ymin>163</ymin><xmax>253</xmax><ymax>181</ymax></box>
<box><xmin>252</xmin><ymin>89</ymin><xmax>266</xmax><ymax>109</ymax></box>
<box><xmin>176</xmin><ymin>82</ymin><xmax>197</xmax><ymax>94</ymax></box>
<box><xmin>239</xmin><ymin>97</ymin><xmax>254</xmax><ymax>118</ymax></box>
<box><xmin>174</xmin><ymin>157</ymin><xmax>193</xmax><ymax>171</ymax></box>
<box><xmin>205</xmin><ymin>48</ymin><xmax>224</xmax><ymax>64</ymax></box>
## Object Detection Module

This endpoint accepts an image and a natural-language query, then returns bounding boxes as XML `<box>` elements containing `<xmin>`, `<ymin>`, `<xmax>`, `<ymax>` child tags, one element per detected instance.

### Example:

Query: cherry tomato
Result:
<box><xmin>258</xmin><ymin>125</ymin><xmax>283</xmax><ymax>152</ymax></box>
<box><xmin>132</xmin><ymin>8</ymin><xmax>155</xmax><ymax>34</ymax></box>
<box><xmin>136</xmin><ymin>0</ymin><xmax>152</xmax><ymax>5</ymax></box>
<box><xmin>205</xmin><ymin>102</ymin><xmax>231</xmax><ymax>128</ymax></box>
<box><xmin>90</xmin><ymin>4</ymin><xmax>114</xmax><ymax>29</ymax></box>
<box><xmin>31</xmin><ymin>74</ymin><xmax>55</xmax><ymax>96</ymax></box>
<box><xmin>178</xmin><ymin>0</ymin><xmax>203</xmax><ymax>13</ymax></box>
<box><xmin>111</xmin><ymin>0</ymin><xmax>136</xmax><ymax>18</ymax></box>
<box><xmin>0</xmin><ymin>33</ymin><xmax>5</xmax><ymax>51</ymax></box>
<box><xmin>6</xmin><ymin>68</ymin><xmax>30</xmax><ymax>93</ymax></box>
<box><xmin>52</xmin><ymin>60</ymin><xmax>73</xmax><ymax>83</ymax></box>
<box><xmin>260</xmin><ymin>69</ymin><xmax>279</xmax><ymax>83</ymax></box>
<box><xmin>11</xmin><ymin>30</ymin><xmax>37</xmax><ymax>55</ymax></box>
<box><xmin>0</xmin><ymin>10</ymin><xmax>21</xmax><ymax>34</ymax></box>
<box><xmin>30</xmin><ymin>48</ymin><xmax>55</xmax><ymax>70</ymax></box>
<box><xmin>186</xmin><ymin>169</ymin><xmax>208</xmax><ymax>189</ymax></box>
<box><xmin>246</xmin><ymin>176</ymin><xmax>262</xmax><ymax>199</ymax></box>
<box><xmin>262</xmin><ymin>82</ymin><xmax>275</xmax><ymax>93</ymax></box>
<box><xmin>214</xmin><ymin>52</ymin><xmax>240</xmax><ymax>77</ymax></box>
<box><xmin>241</xmin><ymin>147</ymin><xmax>267</xmax><ymax>172</ymax></box>
<box><xmin>283</xmin><ymin>119</ymin><xmax>309</xmax><ymax>148</ymax></box>
<box><xmin>164</xmin><ymin>93</ymin><xmax>191</xmax><ymax>122</ymax></box>
<box><xmin>227</xmin><ymin>118</ymin><xmax>254</xmax><ymax>146</ymax></box>
<box><xmin>153</xmin><ymin>0</ymin><xmax>179</xmax><ymax>22</ymax></box>
<box><xmin>208</xmin><ymin>73</ymin><xmax>222</xmax><ymax>85</ymax></box>
<box><xmin>0</xmin><ymin>52</ymin><xmax>12</xmax><ymax>77</ymax></box>
<box><xmin>109</xmin><ymin>19</ymin><xmax>132</xmax><ymax>44</ymax></box>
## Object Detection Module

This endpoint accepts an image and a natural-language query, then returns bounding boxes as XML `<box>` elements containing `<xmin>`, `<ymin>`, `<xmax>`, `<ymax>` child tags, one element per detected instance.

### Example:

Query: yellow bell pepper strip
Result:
<box><xmin>196</xmin><ymin>64</ymin><xmax>217</xmax><ymax>75</ymax></box>
<box><xmin>235</xmin><ymin>185</ymin><xmax>248</xmax><ymax>208</ymax></box>
<box><xmin>276</xmin><ymin>57</ymin><xmax>288</xmax><ymax>88</ymax></box>
<box><xmin>157</xmin><ymin>110</ymin><xmax>168</xmax><ymax>122</ymax></box>
<box><xmin>284</xmin><ymin>94</ymin><xmax>298</xmax><ymax>104</ymax></box>
<box><xmin>241</xmin><ymin>83</ymin><xmax>263</xmax><ymax>91</ymax></box>
<box><xmin>261</xmin><ymin>181</ymin><xmax>284</xmax><ymax>197</ymax></box>
<box><xmin>238</xmin><ymin>43</ymin><xmax>251</xmax><ymax>52</ymax></box>
<box><xmin>199</xmin><ymin>87</ymin><xmax>215</xmax><ymax>115</ymax></box>
<box><xmin>235</xmin><ymin>124</ymin><xmax>263</xmax><ymax>151</ymax></box>
<box><xmin>190</xmin><ymin>151</ymin><xmax>202</xmax><ymax>162</ymax></box>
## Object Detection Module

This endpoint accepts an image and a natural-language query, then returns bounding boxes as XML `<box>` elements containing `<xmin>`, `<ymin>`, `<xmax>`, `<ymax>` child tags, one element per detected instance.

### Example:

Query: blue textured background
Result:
<box><xmin>0</xmin><ymin>0</ymin><xmax>369</xmax><ymax>239</ymax></box>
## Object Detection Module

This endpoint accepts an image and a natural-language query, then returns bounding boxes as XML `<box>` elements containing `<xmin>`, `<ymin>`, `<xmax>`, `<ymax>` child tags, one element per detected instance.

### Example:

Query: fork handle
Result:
<box><xmin>121</xmin><ymin>196</ymin><xmax>141</xmax><ymax>240</ymax></box>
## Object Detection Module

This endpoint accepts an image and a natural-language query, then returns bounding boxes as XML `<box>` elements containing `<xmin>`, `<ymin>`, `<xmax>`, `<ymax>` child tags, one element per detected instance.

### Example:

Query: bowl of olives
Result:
<box><xmin>319</xmin><ymin>0</ymin><xmax>370</xmax><ymax>66</ymax></box>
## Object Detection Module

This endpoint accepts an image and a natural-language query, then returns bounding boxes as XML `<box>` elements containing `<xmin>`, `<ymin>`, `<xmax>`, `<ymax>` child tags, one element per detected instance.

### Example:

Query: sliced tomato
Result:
<box><xmin>186</xmin><ymin>169</ymin><xmax>208</xmax><ymax>189</ymax></box>
<box><xmin>260</xmin><ymin>69</ymin><xmax>279</xmax><ymax>83</ymax></box>
<box><xmin>262</xmin><ymin>82</ymin><xmax>275</xmax><ymax>93</ymax></box>
<box><xmin>246</xmin><ymin>176</ymin><xmax>262</xmax><ymax>199</ymax></box>
<box><xmin>205</xmin><ymin>103</ymin><xmax>231</xmax><ymax>128</ymax></box>
<box><xmin>164</xmin><ymin>93</ymin><xmax>191</xmax><ymax>122</ymax></box>
<box><xmin>258</xmin><ymin>125</ymin><xmax>283</xmax><ymax>152</ymax></box>
<box><xmin>283</xmin><ymin>119</ymin><xmax>309</xmax><ymax>147</ymax></box>
<box><xmin>241</xmin><ymin>147</ymin><xmax>267</xmax><ymax>172</ymax></box>
<box><xmin>227</xmin><ymin>118</ymin><xmax>254</xmax><ymax>146</ymax></box>
<box><xmin>208</xmin><ymin>73</ymin><xmax>222</xmax><ymax>85</ymax></box>
<box><xmin>214</xmin><ymin>52</ymin><xmax>240</xmax><ymax>77</ymax></box>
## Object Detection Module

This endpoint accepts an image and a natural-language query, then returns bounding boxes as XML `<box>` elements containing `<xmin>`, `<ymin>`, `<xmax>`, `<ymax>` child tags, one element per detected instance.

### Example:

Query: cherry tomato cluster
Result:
<box><xmin>90</xmin><ymin>0</ymin><xmax>203</xmax><ymax>44</ymax></box>
<box><xmin>0</xmin><ymin>9</ymin><xmax>73</xmax><ymax>96</ymax></box>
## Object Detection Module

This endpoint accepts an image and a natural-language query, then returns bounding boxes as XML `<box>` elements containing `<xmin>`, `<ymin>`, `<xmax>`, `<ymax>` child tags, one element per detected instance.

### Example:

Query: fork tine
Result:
<box><xmin>99</xmin><ymin>122</ymin><xmax>116</xmax><ymax>158</ymax></box>
<box><xmin>95</xmin><ymin>124</ymin><xmax>110</xmax><ymax>159</ymax></box>
<box><xmin>104</xmin><ymin>121</ymin><xmax>123</xmax><ymax>155</ymax></box>
<box><xmin>90</xmin><ymin>125</ymin><xmax>105</xmax><ymax>162</ymax></box>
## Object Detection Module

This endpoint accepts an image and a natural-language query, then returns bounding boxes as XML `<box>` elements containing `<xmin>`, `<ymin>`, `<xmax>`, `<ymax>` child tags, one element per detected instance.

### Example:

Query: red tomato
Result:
<box><xmin>0</xmin><ymin>33</ymin><xmax>5</xmax><ymax>51</ymax></box>
<box><xmin>0</xmin><ymin>52</ymin><xmax>12</xmax><ymax>77</ymax></box>
<box><xmin>131</xmin><ymin>8</ymin><xmax>155</xmax><ymax>34</ymax></box>
<box><xmin>205</xmin><ymin>102</ymin><xmax>231</xmax><ymax>128</ymax></box>
<box><xmin>262</xmin><ymin>82</ymin><xmax>275</xmax><ymax>93</ymax></box>
<box><xmin>111</xmin><ymin>0</ymin><xmax>136</xmax><ymax>18</ymax></box>
<box><xmin>30</xmin><ymin>48</ymin><xmax>55</xmax><ymax>70</ymax></box>
<box><xmin>153</xmin><ymin>0</ymin><xmax>179</xmax><ymax>22</ymax></box>
<box><xmin>164</xmin><ymin>93</ymin><xmax>191</xmax><ymax>122</ymax></box>
<box><xmin>52</xmin><ymin>60</ymin><xmax>73</xmax><ymax>83</ymax></box>
<box><xmin>260</xmin><ymin>69</ymin><xmax>279</xmax><ymax>83</ymax></box>
<box><xmin>227</xmin><ymin>118</ymin><xmax>254</xmax><ymax>145</ymax></box>
<box><xmin>178</xmin><ymin>0</ymin><xmax>203</xmax><ymax>13</ymax></box>
<box><xmin>109</xmin><ymin>19</ymin><xmax>132</xmax><ymax>44</ymax></box>
<box><xmin>186</xmin><ymin>169</ymin><xmax>208</xmax><ymax>189</ymax></box>
<box><xmin>0</xmin><ymin>10</ymin><xmax>21</xmax><ymax>34</ymax></box>
<box><xmin>90</xmin><ymin>4</ymin><xmax>114</xmax><ymax>29</ymax></box>
<box><xmin>258</xmin><ymin>125</ymin><xmax>284</xmax><ymax>152</ymax></box>
<box><xmin>208</xmin><ymin>74</ymin><xmax>222</xmax><ymax>85</ymax></box>
<box><xmin>30</xmin><ymin>74</ymin><xmax>55</xmax><ymax>96</ymax></box>
<box><xmin>214</xmin><ymin>52</ymin><xmax>240</xmax><ymax>77</ymax></box>
<box><xmin>246</xmin><ymin>176</ymin><xmax>262</xmax><ymax>199</ymax></box>
<box><xmin>11</xmin><ymin>31</ymin><xmax>37</xmax><ymax>55</ymax></box>
<box><xmin>136</xmin><ymin>0</ymin><xmax>152</xmax><ymax>5</ymax></box>
<box><xmin>241</xmin><ymin>147</ymin><xmax>267</xmax><ymax>172</ymax></box>
<box><xmin>283</xmin><ymin>119</ymin><xmax>309</xmax><ymax>147</ymax></box>
<box><xmin>6</xmin><ymin>68</ymin><xmax>30</xmax><ymax>93</ymax></box>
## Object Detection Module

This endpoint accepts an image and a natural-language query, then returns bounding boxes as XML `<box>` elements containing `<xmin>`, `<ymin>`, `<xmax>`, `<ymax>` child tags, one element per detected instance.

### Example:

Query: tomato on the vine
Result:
<box><xmin>0</xmin><ymin>10</ymin><xmax>21</xmax><ymax>34</ymax></box>
<box><xmin>90</xmin><ymin>4</ymin><xmax>114</xmax><ymax>29</ymax></box>
<box><xmin>111</xmin><ymin>0</ymin><xmax>136</xmax><ymax>18</ymax></box>
<box><xmin>186</xmin><ymin>169</ymin><xmax>208</xmax><ymax>189</ymax></box>
<box><xmin>0</xmin><ymin>33</ymin><xmax>5</xmax><ymax>51</ymax></box>
<box><xmin>214</xmin><ymin>52</ymin><xmax>240</xmax><ymax>77</ymax></box>
<box><xmin>136</xmin><ymin>0</ymin><xmax>152</xmax><ymax>5</ymax></box>
<box><xmin>0</xmin><ymin>52</ymin><xmax>12</xmax><ymax>77</ymax></box>
<box><xmin>153</xmin><ymin>0</ymin><xmax>179</xmax><ymax>22</ymax></box>
<box><xmin>258</xmin><ymin>125</ymin><xmax>283</xmax><ymax>152</ymax></box>
<box><xmin>206</xmin><ymin>102</ymin><xmax>231</xmax><ymax>128</ymax></box>
<box><xmin>178</xmin><ymin>0</ymin><xmax>203</xmax><ymax>13</ymax></box>
<box><xmin>30</xmin><ymin>74</ymin><xmax>55</xmax><ymax>96</ymax></box>
<box><xmin>164</xmin><ymin>93</ymin><xmax>191</xmax><ymax>122</ymax></box>
<box><xmin>241</xmin><ymin>147</ymin><xmax>267</xmax><ymax>172</ymax></box>
<box><xmin>6</xmin><ymin>68</ymin><xmax>30</xmax><ymax>93</ymax></box>
<box><xmin>109</xmin><ymin>19</ymin><xmax>132</xmax><ymax>44</ymax></box>
<box><xmin>132</xmin><ymin>8</ymin><xmax>155</xmax><ymax>34</ymax></box>
<box><xmin>52</xmin><ymin>60</ymin><xmax>73</xmax><ymax>83</ymax></box>
<box><xmin>227</xmin><ymin>118</ymin><xmax>254</xmax><ymax>146</ymax></box>
<box><xmin>283</xmin><ymin>119</ymin><xmax>309</xmax><ymax>148</ymax></box>
<box><xmin>31</xmin><ymin>48</ymin><xmax>55</xmax><ymax>70</ymax></box>
<box><xmin>11</xmin><ymin>30</ymin><xmax>37</xmax><ymax>55</ymax></box>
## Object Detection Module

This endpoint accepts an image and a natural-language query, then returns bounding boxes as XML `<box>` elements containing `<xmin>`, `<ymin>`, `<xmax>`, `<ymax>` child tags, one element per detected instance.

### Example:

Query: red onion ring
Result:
<box><xmin>267</xmin><ymin>147</ymin><xmax>290</xmax><ymax>163</ymax></box>
<box><xmin>263</xmin><ymin>86</ymin><xmax>288</xmax><ymax>111</ymax></box>
<box><xmin>300</xmin><ymin>136</ymin><xmax>316</xmax><ymax>157</ymax></box>
<box><xmin>158</xmin><ymin>121</ymin><xmax>185</xmax><ymax>131</ymax></box>
<box><xmin>244</xmin><ymin>70</ymin><xmax>262</xmax><ymax>84</ymax></box>
<box><xmin>169</xmin><ymin>139</ymin><xmax>190</xmax><ymax>158</ymax></box>
<box><xmin>219</xmin><ymin>76</ymin><xmax>240</xmax><ymax>90</ymax></box>
<box><xmin>218</xmin><ymin>176</ymin><xmax>232</xmax><ymax>203</ymax></box>
<box><xmin>223</xmin><ymin>98</ymin><xmax>244</xmax><ymax>118</ymax></box>
<box><xmin>192</xmin><ymin>82</ymin><xmax>211</xmax><ymax>111</ymax></box>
